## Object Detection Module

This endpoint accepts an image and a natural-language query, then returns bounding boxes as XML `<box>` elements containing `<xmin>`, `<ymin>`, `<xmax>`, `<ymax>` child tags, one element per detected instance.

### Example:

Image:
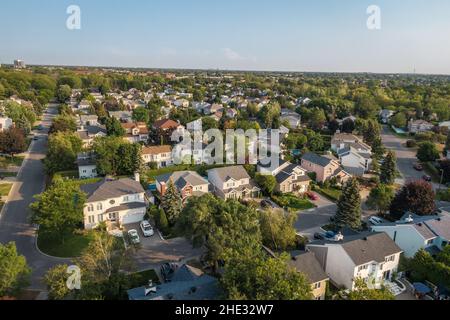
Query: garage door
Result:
<box><xmin>121</xmin><ymin>210</ymin><xmax>145</xmax><ymax>225</ymax></box>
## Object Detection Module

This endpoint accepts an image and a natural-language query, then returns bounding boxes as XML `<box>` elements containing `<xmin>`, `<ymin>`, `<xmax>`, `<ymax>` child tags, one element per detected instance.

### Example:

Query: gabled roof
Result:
<box><xmin>156</xmin><ymin>171</ymin><xmax>208</xmax><ymax>189</ymax></box>
<box><xmin>301</xmin><ymin>152</ymin><xmax>334</xmax><ymax>167</ymax></box>
<box><xmin>207</xmin><ymin>166</ymin><xmax>250</xmax><ymax>182</ymax></box>
<box><xmin>142</xmin><ymin>145</ymin><xmax>172</xmax><ymax>155</ymax></box>
<box><xmin>80</xmin><ymin>178</ymin><xmax>144</xmax><ymax>203</ymax></box>
<box><xmin>289</xmin><ymin>252</ymin><xmax>329</xmax><ymax>284</ymax></box>
<box><xmin>153</xmin><ymin>119</ymin><xmax>181</xmax><ymax>130</ymax></box>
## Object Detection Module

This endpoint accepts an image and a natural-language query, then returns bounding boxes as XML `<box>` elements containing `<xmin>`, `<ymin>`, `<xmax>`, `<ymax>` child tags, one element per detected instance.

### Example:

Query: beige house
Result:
<box><xmin>155</xmin><ymin>171</ymin><xmax>209</xmax><ymax>202</ymax></box>
<box><xmin>301</xmin><ymin>152</ymin><xmax>350</xmax><ymax>183</ymax></box>
<box><xmin>122</xmin><ymin>122</ymin><xmax>149</xmax><ymax>144</ymax></box>
<box><xmin>207</xmin><ymin>166</ymin><xmax>260</xmax><ymax>200</ymax></box>
<box><xmin>290</xmin><ymin>252</ymin><xmax>329</xmax><ymax>300</ymax></box>
<box><xmin>257</xmin><ymin>159</ymin><xmax>310</xmax><ymax>194</ymax></box>
<box><xmin>142</xmin><ymin>145</ymin><xmax>172</xmax><ymax>168</ymax></box>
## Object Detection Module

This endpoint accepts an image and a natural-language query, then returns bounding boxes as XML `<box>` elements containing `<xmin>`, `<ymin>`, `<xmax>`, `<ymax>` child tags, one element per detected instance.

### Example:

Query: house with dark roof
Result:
<box><xmin>306</xmin><ymin>232</ymin><xmax>403</xmax><ymax>290</ymax></box>
<box><xmin>207</xmin><ymin>166</ymin><xmax>261</xmax><ymax>200</ymax></box>
<box><xmin>372</xmin><ymin>213</ymin><xmax>450</xmax><ymax>258</ymax></box>
<box><xmin>155</xmin><ymin>171</ymin><xmax>209</xmax><ymax>201</ymax></box>
<box><xmin>76</xmin><ymin>152</ymin><xmax>98</xmax><ymax>179</ymax></box>
<box><xmin>76</xmin><ymin>124</ymin><xmax>107</xmax><ymax>147</ymax></box>
<box><xmin>301</xmin><ymin>152</ymin><xmax>351</xmax><ymax>183</ymax></box>
<box><xmin>80</xmin><ymin>177</ymin><xmax>147</xmax><ymax>230</ymax></box>
<box><xmin>257</xmin><ymin>158</ymin><xmax>311</xmax><ymax>194</ymax></box>
<box><xmin>127</xmin><ymin>264</ymin><xmax>220</xmax><ymax>300</ymax></box>
<box><xmin>289</xmin><ymin>252</ymin><xmax>329</xmax><ymax>300</ymax></box>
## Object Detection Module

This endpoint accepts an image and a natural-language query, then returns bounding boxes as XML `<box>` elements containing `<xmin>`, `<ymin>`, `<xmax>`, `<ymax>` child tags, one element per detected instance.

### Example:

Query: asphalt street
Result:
<box><xmin>0</xmin><ymin>105</ymin><xmax>70</xmax><ymax>290</ymax></box>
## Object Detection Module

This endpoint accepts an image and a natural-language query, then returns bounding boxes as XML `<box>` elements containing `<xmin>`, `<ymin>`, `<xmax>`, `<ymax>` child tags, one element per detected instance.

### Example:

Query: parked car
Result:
<box><xmin>422</xmin><ymin>175</ymin><xmax>432</xmax><ymax>182</ymax></box>
<box><xmin>314</xmin><ymin>232</ymin><xmax>325</xmax><ymax>240</ymax></box>
<box><xmin>369</xmin><ymin>216</ymin><xmax>384</xmax><ymax>225</ymax></box>
<box><xmin>306</xmin><ymin>192</ymin><xmax>319</xmax><ymax>201</ymax></box>
<box><xmin>414</xmin><ymin>163</ymin><xmax>424</xmax><ymax>171</ymax></box>
<box><xmin>140</xmin><ymin>220</ymin><xmax>154</xmax><ymax>237</ymax></box>
<box><xmin>127</xmin><ymin>229</ymin><xmax>140</xmax><ymax>244</ymax></box>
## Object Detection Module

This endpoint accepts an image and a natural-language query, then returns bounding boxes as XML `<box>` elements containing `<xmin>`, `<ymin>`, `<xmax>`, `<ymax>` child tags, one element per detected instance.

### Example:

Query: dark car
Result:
<box><xmin>422</xmin><ymin>175</ymin><xmax>432</xmax><ymax>182</ymax></box>
<box><xmin>414</xmin><ymin>163</ymin><xmax>424</xmax><ymax>171</ymax></box>
<box><xmin>314</xmin><ymin>232</ymin><xmax>325</xmax><ymax>240</ymax></box>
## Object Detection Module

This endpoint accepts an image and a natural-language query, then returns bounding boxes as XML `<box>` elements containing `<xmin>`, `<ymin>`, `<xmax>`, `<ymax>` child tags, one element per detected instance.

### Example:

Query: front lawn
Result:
<box><xmin>314</xmin><ymin>186</ymin><xmax>342</xmax><ymax>201</ymax></box>
<box><xmin>0</xmin><ymin>183</ymin><xmax>13</xmax><ymax>197</ymax></box>
<box><xmin>37</xmin><ymin>230</ymin><xmax>92</xmax><ymax>258</ymax></box>
<box><xmin>143</xmin><ymin>164</ymin><xmax>225</xmax><ymax>183</ymax></box>
<box><xmin>0</xmin><ymin>156</ymin><xmax>25</xmax><ymax>168</ymax></box>
<box><xmin>271</xmin><ymin>194</ymin><xmax>316</xmax><ymax>211</ymax></box>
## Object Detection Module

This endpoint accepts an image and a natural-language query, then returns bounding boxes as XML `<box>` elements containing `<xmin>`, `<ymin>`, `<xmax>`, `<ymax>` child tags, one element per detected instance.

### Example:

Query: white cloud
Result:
<box><xmin>222</xmin><ymin>48</ymin><xmax>244</xmax><ymax>61</ymax></box>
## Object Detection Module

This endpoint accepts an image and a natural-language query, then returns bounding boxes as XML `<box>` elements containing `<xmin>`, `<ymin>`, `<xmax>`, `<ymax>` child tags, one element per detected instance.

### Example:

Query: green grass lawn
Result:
<box><xmin>314</xmin><ymin>186</ymin><xmax>342</xmax><ymax>202</ymax></box>
<box><xmin>0</xmin><ymin>183</ymin><xmax>13</xmax><ymax>197</ymax></box>
<box><xmin>0</xmin><ymin>172</ymin><xmax>17</xmax><ymax>178</ymax></box>
<box><xmin>0</xmin><ymin>201</ymin><xmax>4</xmax><ymax>212</ymax></box>
<box><xmin>0</xmin><ymin>156</ymin><xmax>25</xmax><ymax>168</ymax></box>
<box><xmin>37</xmin><ymin>231</ymin><xmax>92</xmax><ymax>258</ymax></box>
<box><xmin>271</xmin><ymin>194</ymin><xmax>316</xmax><ymax>211</ymax></box>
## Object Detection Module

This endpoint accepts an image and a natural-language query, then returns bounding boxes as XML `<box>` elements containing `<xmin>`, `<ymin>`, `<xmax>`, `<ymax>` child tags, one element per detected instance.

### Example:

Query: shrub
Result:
<box><xmin>406</xmin><ymin>140</ymin><xmax>417</xmax><ymax>148</ymax></box>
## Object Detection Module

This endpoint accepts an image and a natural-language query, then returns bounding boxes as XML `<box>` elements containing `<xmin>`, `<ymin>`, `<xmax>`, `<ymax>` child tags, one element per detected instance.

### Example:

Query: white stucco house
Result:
<box><xmin>81</xmin><ymin>177</ymin><xmax>148</xmax><ymax>230</ymax></box>
<box><xmin>306</xmin><ymin>232</ymin><xmax>403</xmax><ymax>290</ymax></box>
<box><xmin>371</xmin><ymin>213</ymin><xmax>450</xmax><ymax>258</ymax></box>
<box><xmin>76</xmin><ymin>153</ymin><xmax>98</xmax><ymax>179</ymax></box>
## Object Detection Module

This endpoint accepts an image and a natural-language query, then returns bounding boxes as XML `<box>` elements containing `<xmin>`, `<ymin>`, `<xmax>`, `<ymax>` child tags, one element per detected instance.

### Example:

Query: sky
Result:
<box><xmin>1</xmin><ymin>0</ymin><xmax>450</xmax><ymax>74</ymax></box>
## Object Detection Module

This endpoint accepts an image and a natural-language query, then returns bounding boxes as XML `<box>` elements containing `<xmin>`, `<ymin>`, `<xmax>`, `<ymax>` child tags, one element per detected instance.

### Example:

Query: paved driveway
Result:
<box><xmin>294</xmin><ymin>193</ymin><xmax>337</xmax><ymax>239</ymax></box>
<box><xmin>124</xmin><ymin>223</ymin><xmax>203</xmax><ymax>271</ymax></box>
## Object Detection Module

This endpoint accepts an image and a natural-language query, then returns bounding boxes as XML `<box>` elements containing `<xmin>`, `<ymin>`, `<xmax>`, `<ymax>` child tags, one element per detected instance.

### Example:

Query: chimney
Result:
<box><xmin>160</xmin><ymin>182</ymin><xmax>167</xmax><ymax>195</ymax></box>
<box><xmin>134</xmin><ymin>172</ymin><xmax>140</xmax><ymax>182</ymax></box>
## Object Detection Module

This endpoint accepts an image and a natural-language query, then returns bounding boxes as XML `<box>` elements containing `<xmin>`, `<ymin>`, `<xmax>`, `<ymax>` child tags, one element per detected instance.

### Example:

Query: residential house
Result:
<box><xmin>152</xmin><ymin>119</ymin><xmax>185</xmax><ymax>136</ymax></box>
<box><xmin>203</xmin><ymin>103</ymin><xmax>223</xmax><ymax>115</ymax></box>
<box><xmin>301</xmin><ymin>152</ymin><xmax>351</xmax><ymax>183</ymax></box>
<box><xmin>122</xmin><ymin>122</ymin><xmax>149</xmax><ymax>144</ymax></box>
<box><xmin>109</xmin><ymin>111</ymin><xmax>133</xmax><ymax>123</ymax></box>
<box><xmin>257</xmin><ymin>159</ymin><xmax>311</xmax><ymax>194</ymax></box>
<box><xmin>337</xmin><ymin>147</ymin><xmax>372</xmax><ymax>176</ymax></box>
<box><xmin>207</xmin><ymin>166</ymin><xmax>260</xmax><ymax>200</ymax></box>
<box><xmin>372</xmin><ymin>213</ymin><xmax>450</xmax><ymax>258</ymax></box>
<box><xmin>77</xmin><ymin>125</ymin><xmax>107</xmax><ymax>147</ymax></box>
<box><xmin>142</xmin><ymin>145</ymin><xmax>173</xmax><ymax>168</ymax></box>
<box><xmin>331</xmin><ymin>133</ymin><xmax>371</xmax><ymax>154</ymax></box>
<box><xmin>307</xmin><ymin>232</ymin><xmax>403</xmax><ymax>290</ymax></box>
<box><xmin>155</xmin><ymin>171</ymin><xmax>209</xmax><ymax>201</ymax></box>
<box><xmin>76</xmin><ymin>153</ymin><xmax>98</xmax><ymax>179</ymax></box>
<box><xmin>173</xmin><ymin>99</ymin><xmax>190</xmax><ymax>108</ymax></box>
<box><xmin>127</xmin><ymin>264</ymin><xmax>220</xmax><ymax>301</ymax></box>
<box><xmin>78</xmin><ymin>114</ymin><xmax>99</xmax><ymax>127</ymax></box>
<box><xmin>280</xmin><ymin>109</ymin><xmax>301</xmax><ymax>129</ymax></box>
<box><xmin>226</xmin><ymin>108</ymin><xmax>238</xmax><ymax>119</ymax></box>
<box><xmin>408</xmin><ymin>119</ymin><xmax>434</xmax><ymax>134</ymax></box>
<box><xmin>0</xmin><ymin>116</ymin><xmax>13</xmax><ymax>132</ymax></box>
<box><xmin>81</xmin><ymin>177</ymin><xmax>147</xmax><ymax>230</ymax></box>
<box><xmin>289</xmin><ymin>252</ymin><xmax>329</xmax><ymax>300</ymax></box>
<box><xmin>76</xmin><ymin>100</ymin><xmax>91</xmax><ymax>111</ymax></box>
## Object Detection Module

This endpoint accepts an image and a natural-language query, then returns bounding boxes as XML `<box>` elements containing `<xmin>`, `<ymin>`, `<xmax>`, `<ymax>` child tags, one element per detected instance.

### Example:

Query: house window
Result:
<box><xmin>97</xmin><ymin>214</ymin><xmax>103</xmax><ymax>222</ymax></box>
<box><xmin>97</xmin><ymin>203</ymin><xmax>103</xmax><ymax>211</ymax></box>
<box><xmin>88</xmin><ymin>216</ymin><xmax>95</xmax><ymax>224</ymax></box>
<box><xmin>426</xmin><ymin>239</ymin><xmax>434</xmax><ymax>245</ymax></box>
<box><xmin>109</xmin><ymin>212</ymin><xmax>118</xmax><ymax>222</ymax></box>
<box><xmin>123</xmin><ymin>196</ymin><xmax>129</xmax><ymax>202</ymax></box>
<box><xmin>385</xmin><ymin>255</ymin><xmax>395</xmax><ymax>263</ymax></box>
<box><xmin>87</xmin><ymin>204</ymin><xmax>94</xmax><ymax>212</ymax></box>
<box><xmin>358</xmin><ymin>264</ymin><xmax>368</xmax><ymax>272</ymax></box>
<box><xmin>313</xmin><ymin>282</ymin><xmax>321</xmax><ymax>290</ymax></box>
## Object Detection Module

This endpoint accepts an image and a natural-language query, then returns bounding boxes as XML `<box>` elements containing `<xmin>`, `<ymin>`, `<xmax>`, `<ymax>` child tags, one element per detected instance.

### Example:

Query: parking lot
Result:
<box><xmin>123</xmin><ymin>223</ymin><xmax>203</xmax><ymax>271</ymax></box>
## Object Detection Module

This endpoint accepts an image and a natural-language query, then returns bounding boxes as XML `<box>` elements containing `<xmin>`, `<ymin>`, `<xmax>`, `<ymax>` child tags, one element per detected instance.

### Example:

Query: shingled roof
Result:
<box><xmin>80</xmin><ymin>178</ymin><xmax>144</xmax><ymax>203</ymax></box>
<box><xmin>289</xmin><ymin>252</ymin><xmax>329</xmax><ymax>284</ymax></box>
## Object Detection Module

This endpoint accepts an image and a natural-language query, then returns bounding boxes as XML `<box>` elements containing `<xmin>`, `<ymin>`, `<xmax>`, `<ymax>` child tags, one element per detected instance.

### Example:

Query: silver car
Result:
<box><xmin>128</xmin><ymin>229</ymin><xmax>141</xmax><ymax>244</ymax></box>
<box><xmin>140</xmin><ymin>220</ymin><xmax>154</xmax><ymax>237</ymax></box>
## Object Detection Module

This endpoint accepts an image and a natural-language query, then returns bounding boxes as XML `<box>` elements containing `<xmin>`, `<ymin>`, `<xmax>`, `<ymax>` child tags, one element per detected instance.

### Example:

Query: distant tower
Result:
<box><xmin>14</xmin><ymin>59</ymin><xmax>26</xmax><ymax>69</ymax></box>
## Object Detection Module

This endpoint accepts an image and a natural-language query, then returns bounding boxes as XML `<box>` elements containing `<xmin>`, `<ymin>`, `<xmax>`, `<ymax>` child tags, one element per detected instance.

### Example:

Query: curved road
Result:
<box><xmin>0</xmin><ymin>105</ymin><xmax>70</xmax><ymax>290</ymax></box>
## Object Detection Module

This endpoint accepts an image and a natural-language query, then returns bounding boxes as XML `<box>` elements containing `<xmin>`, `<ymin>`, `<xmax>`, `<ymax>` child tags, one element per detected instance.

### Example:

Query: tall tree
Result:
<box><xmin>0</xmin><ymin>127</ymin><xmax>27</xmax><ymax>157</ymax></box>
<box><xmin>49</xmin><ymin>114</ymin><xmax>77</xmax><ymax>134</ymax></box>
<box><xmin>132</xmin><ymin>106</ymin><xmax>150</xmax><ymax>123</ymax></box>
<box><xmin>30</xmin><ymin>178</ymin><xmax>86</xmax><ymax>242</ymax></box>
<box><xmin>0</xmin><ymin>242</ymin><xmax>31</xmax><ymax>298</ymax></box>
<box><xmin>255</xmin><ymin>174</ymin><xmax>277</xmax><ymax>196</ymax></box>
<box><xmin>161</xmin><ymin>181</ymin><xmax>183</xmax><ymax>226</ymax></box>
<box><xmin>259</xmin><ymin>209</ymin><xmax>297</xmax><ymax>251</ymax></box>
<box><xmin>389</xmin><ymin>180</ymin><xmax>436</xmax><ymax>219</ymax></box>
<box><xmin>221</xmin><ymin>250</ymin><xmax>313</xmax><ymax>300</ymax></box>
<box><xmin>380</xmin><ymin>151</ymin><xmax>397</xmax><ymax>185</ymax></box>
<box><xmin>56</xmin><ymin>84</ymin><xmax>72</xmax><ymax>103</ymax></box>
<box><xmin>417</xmin><ymin>142</ymin><xmax>440</xmax><ymax>163</ymax></box>
<box><xmin>366</xmin><ymin>184</ymin><xmax>395</xmax><ymax>215</ymax></box>
<box><xmin>334</xmin><ymin>178</ymin><xmax>362</xmax><ymax>230</ymax></box>
<box><xmin>44</xmin><ymin>132</ymin><xmax>83</xmax><ymax>174</ymax></box>
<box><xmin>105</xmin><ymin>117</ymin><xmax>125</xmax><ymax>137</ymax></box>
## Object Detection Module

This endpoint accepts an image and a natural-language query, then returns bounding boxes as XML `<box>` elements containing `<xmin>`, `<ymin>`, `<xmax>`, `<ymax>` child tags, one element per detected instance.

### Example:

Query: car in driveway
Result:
<box><xmin>306</xmin><ymin>192</ymin><xmax>319</xmax><ymax>201</ymax></box>
<box><xmin>414</xmin><ymin>163</ymin><xmax>424</xmax><ymax>171</ymax></box>
<box><xmin>128</xmin><ymin>229</ymin><xmax>141</xmax><ymax>244</ymax></box>
<box><xmin>369</xmin><ymin>216</ymin><xmax>384</xmax><ymax>225</ymax></box>
<box><xmin>140</xmin><ymin>220</ymin><xmax>154</xmax><ymax>237</ymax></box>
